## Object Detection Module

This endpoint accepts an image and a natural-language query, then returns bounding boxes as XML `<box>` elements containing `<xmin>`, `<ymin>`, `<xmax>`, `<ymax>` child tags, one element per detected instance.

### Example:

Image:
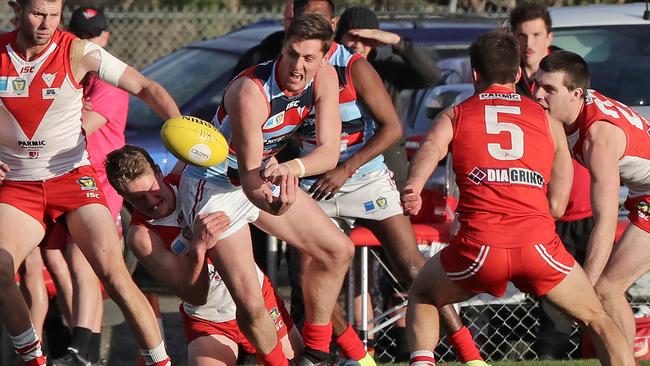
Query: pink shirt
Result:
<box><xmin>83</xmin><ymin>75</ymin><xmax>128</xmax><ymax>167</ymax></box>
<box><xmin>83</xmin><ymin>74</ymin><xmax>129</xmax><ymax>219</ymax></box>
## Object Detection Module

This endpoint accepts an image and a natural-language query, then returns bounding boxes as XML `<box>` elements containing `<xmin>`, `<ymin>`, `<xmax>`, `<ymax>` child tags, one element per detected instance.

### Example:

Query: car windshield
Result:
<box><xmin>552</xmin><ymin>24</ymin><xmax>650</xmax><ymax>106</ymax></box>
<box><xmin>128</xmin><ymin>48</ymin><xmax>238</xmax><ymax>131</ymax></box>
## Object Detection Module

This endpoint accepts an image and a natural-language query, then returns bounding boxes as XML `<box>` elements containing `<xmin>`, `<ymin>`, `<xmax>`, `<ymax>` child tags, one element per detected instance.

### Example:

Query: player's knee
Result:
<box><xmin>594</xmin><ymin>276</ymin><xmax>624</xmax><ymax>301</ymax></box>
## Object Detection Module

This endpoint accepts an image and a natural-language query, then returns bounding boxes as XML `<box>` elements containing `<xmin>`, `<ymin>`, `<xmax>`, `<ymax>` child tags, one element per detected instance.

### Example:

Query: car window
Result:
<box><xmin>553</xmin><ymin>24</ymin><xmax>650</xmax><ymax>106</ymax></box>
<box><xmin>128</xmin><ymin>48</ymin><xmax>238</xmax><ymax>131</ymax></box>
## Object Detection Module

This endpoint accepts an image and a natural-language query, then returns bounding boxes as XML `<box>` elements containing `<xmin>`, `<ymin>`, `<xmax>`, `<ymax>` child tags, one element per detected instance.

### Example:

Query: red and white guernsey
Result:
<box><xmin>451</xmin><ymin>85</ymin><xmax>557</xmax><ymax>248</ymax></box>
<box><xmin>0</xmin><ymin>30</ymin><xmax>89</xmax><ymax>181</ymax></box>
<box><xmin>131</xmin><ymin>175</ymin><xmax>266</xmax><ymax>323</ymax></box>
<box><xmin>569</xmin><ymin>90</ymin><xmax>650</xmax><ymax>197</ymax></box>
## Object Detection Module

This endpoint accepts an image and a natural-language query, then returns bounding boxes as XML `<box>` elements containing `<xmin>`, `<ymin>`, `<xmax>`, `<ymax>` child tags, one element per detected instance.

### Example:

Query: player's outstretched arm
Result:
<box><xmin>298</xmin><ymin>63</ymin><xmax>342</xmax><ymax>176</ymax></box>
<box><xmin>547</xmin><ymin>113</ymin><xmax>573</xmax><ymax>218</ymax></box>
<box><xmin>127</xmin><ymin>225</ymin><xmax>211</xmax><ymax>306</ymax></box>
<box><xmin>74</xmin><ymin>40</ymin><xmax>181</xmax><ymax>121</ymax></box>
<box><xmin>402</xmin><ymin>108</ymin><xmax>454</xmax><ymax>216</ymax></box>
<box><xmin>582</xmin><ymin>120</ymin><xmax>626</xmax><ymax>284</ymax></box>
<box><xmin>308</xmin><ymin>58</ymin><xmax>402</xmax><ymax>201</ymax></box>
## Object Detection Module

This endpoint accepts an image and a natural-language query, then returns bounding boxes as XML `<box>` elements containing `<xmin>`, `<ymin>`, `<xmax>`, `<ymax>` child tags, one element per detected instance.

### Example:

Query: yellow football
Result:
<box><xmin>160</xmin><ymin>116</ymin><xmax>229</xmax><ymax>167</ymax></box>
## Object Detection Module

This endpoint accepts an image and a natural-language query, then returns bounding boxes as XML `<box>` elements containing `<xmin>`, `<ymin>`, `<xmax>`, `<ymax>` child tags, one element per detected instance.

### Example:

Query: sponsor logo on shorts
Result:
<box><xmin>468</xmin><ymin>167</ymin><xmax>544</xmax><ymax>188</ymax></box>
<box><xmin>189</xmin><ymin>144</ymin><xmax>211</xmax><ymax>164</ymax></box>
<box><xmin>269</xmin><ymin>307</ymin><xmax>284</xmax><ymax>331</ymax></box>
<box><xmin>86</xmin><ymin>192</ymin><xmax>100</xmax><ymax>199</ymax></box>
<box><xmin>638</xmin><ymin>201</ymin><xmax>650</xmax><ymax>222</ymax></box>
<box><xmin>77</xmin><ymin>176</ymin><xmax>98</xmax><ymax>191</ymax></box>
<box><xmin>376</xmin><ymin>197</ymin><xmax>388</xmax><ymax>209</ymax></box>
<box><xmin>363</xmin><ymin>201</ymin><xmax>376</xmax><ymax>212</ymax></box>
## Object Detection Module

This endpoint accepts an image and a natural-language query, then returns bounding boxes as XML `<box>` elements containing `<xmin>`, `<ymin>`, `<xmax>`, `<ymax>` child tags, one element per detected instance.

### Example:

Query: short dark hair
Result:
<box><xmin>284</xmin><ymin>12</ymin><xmax>334</xmax><ymax>54</ymax></box>
<box><xmin>539</xmin><ymin>50</ymin><xmax>590</xmax><ymax>91</ymax></box>
<box><xmin>105</xmin><ymin>145</ymin><xmax>158</xmax><ymax>195</ymax></box>
<box><xmin>469</xmin><ymin>29</ymin><xmax>520</xmax><ymax>85</ymax></box>
<box><xmin>509</xmin><ymin>1</ymin><xmax>552</xmax><ymax>34</ymax></box>
<box><xmin>293</xmin><ymin>0</ymin><xmax>335</xmax><ymax>18</ymax></box>
<box><xmin>16</xmin><ymin>0</ymin><xmax>62</xmax><ymax>8</ymax></box>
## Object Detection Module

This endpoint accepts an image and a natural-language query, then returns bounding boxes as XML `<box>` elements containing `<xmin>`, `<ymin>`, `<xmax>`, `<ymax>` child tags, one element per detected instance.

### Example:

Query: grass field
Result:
<box><xmin>382</xmin><ymin>362</ymin><xmax>650</xmax><ymax>366</ymax></box>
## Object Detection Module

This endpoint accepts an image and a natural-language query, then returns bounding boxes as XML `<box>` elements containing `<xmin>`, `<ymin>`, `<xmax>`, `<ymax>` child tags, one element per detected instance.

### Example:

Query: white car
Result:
<box><xmin>550</xmin><ymin>3</ymin><xmax>650</xmax><ymax>119</ymax></box>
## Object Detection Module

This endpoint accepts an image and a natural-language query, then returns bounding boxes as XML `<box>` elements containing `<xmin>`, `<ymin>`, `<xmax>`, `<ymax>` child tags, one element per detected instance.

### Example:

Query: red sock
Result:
<box><xmin>410</xmin><ymin>350</ymin><xmax>435</xmax><ymax>366</ymax></box>
<box><xmin>449</xmin><ymin>326</ymin><xmax>482</xmax><ymax>363</ymax></box>
<box><xmin>303</xmin><ymin>322</ymin><xmax>333</xmax><ymax>353</ymax></box>
<box><xmin>260</xmin><ymin>342</ymin><xmax>288</xmax><ymax>366</ymax></box>
<box><xmin>335</xmin><ymin>324</ymin><xmax>366</xmax><ymax>361</ymax></box>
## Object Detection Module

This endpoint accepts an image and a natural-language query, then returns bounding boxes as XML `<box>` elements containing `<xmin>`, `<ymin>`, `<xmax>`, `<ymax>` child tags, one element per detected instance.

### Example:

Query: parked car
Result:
<box><xmin>125</xmin><ymin>16</ymin><xmax>503</xmax><ymax>174</ymax></box>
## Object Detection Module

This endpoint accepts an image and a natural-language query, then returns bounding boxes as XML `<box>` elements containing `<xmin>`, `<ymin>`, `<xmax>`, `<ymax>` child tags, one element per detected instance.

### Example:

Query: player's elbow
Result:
<box><xmin>548</xmin><ymin>197</ymin><xmax>568</xmax><ymax>219</ymax></box>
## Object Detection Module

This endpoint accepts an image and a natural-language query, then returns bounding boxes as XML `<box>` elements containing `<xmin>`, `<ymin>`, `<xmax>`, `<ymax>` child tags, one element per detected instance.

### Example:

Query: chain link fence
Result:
<box><xmin>0</xmin><ymin>4</ymin><xmax>508</xmax><ymax>70</ymax></box>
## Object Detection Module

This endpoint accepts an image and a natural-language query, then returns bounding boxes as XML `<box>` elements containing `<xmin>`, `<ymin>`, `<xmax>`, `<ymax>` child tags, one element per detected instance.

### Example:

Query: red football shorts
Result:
<box><xmin>625</xmin><ymin>195</ymin><xmax>650</xmax><ymax>233</ymax></box>
<box><xmin>0</xmin><ymin>165</ymin><xmax>108</xmax><ymax>231</ymax></box>
<box><xmin>441</xmin><ymin>235</ymin><xmax>575</xmax><ymax>297</ymax></box>
<box><xmin>180</xmin><ymin>276</ymin><xmax>294</xmax><ymax>354</ymax></box>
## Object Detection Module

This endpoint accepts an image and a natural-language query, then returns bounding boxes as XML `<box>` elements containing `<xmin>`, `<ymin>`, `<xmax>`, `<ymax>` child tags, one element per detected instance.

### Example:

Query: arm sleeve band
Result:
<box><xmin>83</xmin><ymin>42</ymin><xmax>128</xmax><ymax>87</ymax></box>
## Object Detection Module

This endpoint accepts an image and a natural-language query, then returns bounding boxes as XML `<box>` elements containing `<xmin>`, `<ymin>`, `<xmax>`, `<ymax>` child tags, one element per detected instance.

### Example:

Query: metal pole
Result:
<box><xmin>360</xmin><ymin>246</ymin><xmax>369</xmax><ymax>349</ymax></box>
<box><xmin>266</xmin><ymin>235</ymin><xmax>278</xmax><ymax>286</ymax></box>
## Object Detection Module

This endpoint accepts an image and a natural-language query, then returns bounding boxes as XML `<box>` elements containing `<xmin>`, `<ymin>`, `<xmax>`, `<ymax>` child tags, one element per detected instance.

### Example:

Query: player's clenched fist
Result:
<box><xmin>401</xmin><ymin>183</ymin><xmax>422</xmax><ymax>216</ymax></box>
<box><xmin>192</xmin><ymin>212</ymin><xmax>230</xmax><ymax>250</ymax></box>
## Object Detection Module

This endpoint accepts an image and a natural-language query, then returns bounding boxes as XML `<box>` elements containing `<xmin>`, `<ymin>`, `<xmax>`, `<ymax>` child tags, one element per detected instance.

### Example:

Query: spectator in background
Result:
<box><xmin>44</xmin><ymin>7</ymin><xmax>130</xmax><ymax>366</ymax></box>
<box><xmin>334</xmin><ymin>6</ymin><xmax>440</xmax><ymax>189</ymax></box>
<box><xmin>509</xmin><ymin>2</ymin><xmax>593</xmax><ymax>358</ymax></box>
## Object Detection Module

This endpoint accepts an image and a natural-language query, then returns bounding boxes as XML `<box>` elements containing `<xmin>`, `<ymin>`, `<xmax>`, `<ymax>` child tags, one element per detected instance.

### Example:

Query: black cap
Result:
<box><xmin>7</xmin><ymin>0</ymin><xmax>16</xmax><ymax>7</ymax></box>
<box><xmin>69</xmin><ymin>7</ymin><xmax>108</xmax><ymax>38</ymax></box>
<box><xmin>335</xmin><ymin>6</ymin><xmax>379</xmax><ymax>42</ymax></box>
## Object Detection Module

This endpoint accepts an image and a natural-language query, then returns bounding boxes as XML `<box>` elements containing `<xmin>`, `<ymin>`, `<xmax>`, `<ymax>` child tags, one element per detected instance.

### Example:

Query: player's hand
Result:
<box><xmin>348</xmin><ymin>29</ymin><xmax>401</xmax><ymax>46</ymax></box>
<box><xmin>308</xmin><ymin>165</ymin><xmax>349</xmax><ymax>201</ymax></box>
<box><xmin>401</xmin><ymin>183</ymin><xmax>422</xmax><ymax>216</ymax></box>
<box><xmin>192</xmin><ymin>212</ymin><xmax>230</xmax><ymax>250</ymax></box>
<box><xmin>268</xmin><ymin>173</ymin><xmax>298</xmax><ymax>215</ymax></box>
<box><xmin>0</xmin><ymin>160</ymin><xmax>10</xmax><ymax>184</ymax></box>
<box><xmin>260</xmin><ymin>162</ymin><xmax>292</xmax><ymax>184</ymax></box>
<box><xmin>83</xmin><ymin>97</ymin><xmax>93</xmax><ymax>111</ymax></box>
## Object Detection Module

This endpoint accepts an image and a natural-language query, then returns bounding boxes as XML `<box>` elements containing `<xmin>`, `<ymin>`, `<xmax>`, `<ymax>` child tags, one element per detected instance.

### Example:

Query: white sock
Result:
<box><xmin>9</xmin><ymin>325</ymin><xmax>43</xmax><ymax>361</ymax></box>
<box><xmin>141</xmin><ymin>341</ymin><xmax>169</xmax><ymax>365</ymax></box>
<box><xmin>410</xmin><ymin>350</ymin><xmax>435</xmax><ymax>366</ymax></box>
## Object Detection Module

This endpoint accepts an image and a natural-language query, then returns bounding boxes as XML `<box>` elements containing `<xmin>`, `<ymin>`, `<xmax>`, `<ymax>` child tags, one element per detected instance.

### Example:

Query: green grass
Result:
<box><xmin>381</xmin><ymin>362</ymin><xmax>650</xmax><ymax>366</ymax></box>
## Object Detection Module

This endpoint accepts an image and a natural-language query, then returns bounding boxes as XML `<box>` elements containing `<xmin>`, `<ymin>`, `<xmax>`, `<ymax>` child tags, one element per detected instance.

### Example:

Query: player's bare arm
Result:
<box><xmin>546</xmin><ymin>112</ymin><xmax>573</xmax><ymax>218</ymax></box>
<box><xmin>294</xmin><ymin>63</ymin><xmax>342</xmax><ymax>177</ymax></box>
<box><xmin>81</xmin><ymin>109</ymin><xmax>108</xmax><ymax>135</ymax></box>
<box><xmin>72</xmin><ymin>39</ymin><xmax>180</xmax><ymax>120</ymax></box>
<box><xmin>402</xmin><ymin>108</ymin><xmax>454</xmax><ymax>216</ymax></box>
<box><xmin>228</xmin><ymin>78</ymin><xmax>298</xmax><ymax>215</ymax></box>
<box><xmin>309</xmin><ymin>57</ymin><xmax>402</xmax><ymax>201</ymax></box>
<box><xmin>126</xmin><ymin>211</ymin><xmax>230</xmax><ymax>305</ymax></box>
<box><xmin>582</xmin><ymin>120</ymin><xmax>626</xmax><ymax>284</ymax></box>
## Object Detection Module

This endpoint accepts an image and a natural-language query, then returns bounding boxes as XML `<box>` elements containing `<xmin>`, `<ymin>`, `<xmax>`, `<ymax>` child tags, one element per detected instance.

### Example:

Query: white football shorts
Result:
<box><xmin>301</xmin><ymin>169</ymin><xmax>403</xmax><ymax>226</ymax></box>
<box><xmin>179</xmin><ymin>175</ymin><xmax>260</xmax><ymax>240</ymax></box>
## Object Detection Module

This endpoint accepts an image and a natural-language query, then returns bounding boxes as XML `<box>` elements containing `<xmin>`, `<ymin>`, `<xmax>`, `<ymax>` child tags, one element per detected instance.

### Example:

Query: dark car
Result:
<box><xmin>125</xmin><ymin>16</ymin><xmax>503</xmax><ymax>174</ymax></box>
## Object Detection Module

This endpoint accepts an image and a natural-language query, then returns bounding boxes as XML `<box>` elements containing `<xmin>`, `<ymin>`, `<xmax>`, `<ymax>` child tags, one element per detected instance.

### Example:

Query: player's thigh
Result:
<box><xmin>205</xmin><ymin>225</ymin><xmax>265</xmax><ymax>310</ymax></box>
<box><xmin>542</xmin><ymin>263</ymin><xmax>605</xmax><ymax>324</ymax></box>
<box><xmin>255</xmin><ymin>189</ymin><xmax>352</xmax><ymax>259</ymax></box>
<box><xmin>0</xmin><ymin>203</ymin><xmax>45</xmax><ymax>274</ymax></box>
<box><xmin>65</xmin><ymin>203</ymin><xmax>126</xmax><ymax>277</ymax></box>
<box><xmin>596</xmin><ymin>224</ymin><xmax>650</xmax><ymax>297</ymax></box>
<box><xmin>188</xmin><ymin>334</ymin><xmax>239</xmax><ymax>366</ymax></box>
<box><xmin>410</xmin><ymin>252</ymin><xmax>475</xmax><ymax>307</ymax></box>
